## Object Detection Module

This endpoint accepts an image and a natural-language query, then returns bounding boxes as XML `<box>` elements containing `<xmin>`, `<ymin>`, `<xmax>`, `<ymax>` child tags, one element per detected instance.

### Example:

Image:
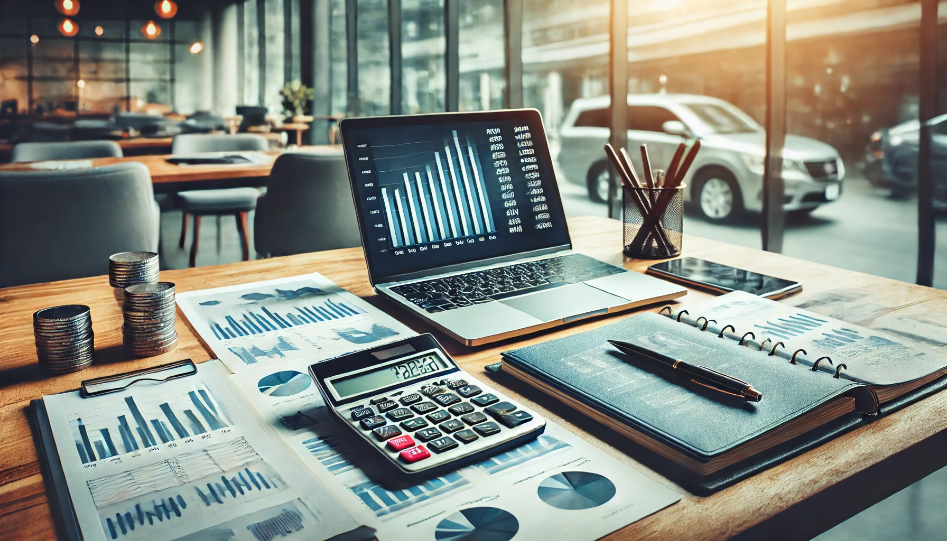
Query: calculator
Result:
<box><xmin>310</xmin><ymin>334</ymin><xmax>546</xmax><ymax>475</ymax></box>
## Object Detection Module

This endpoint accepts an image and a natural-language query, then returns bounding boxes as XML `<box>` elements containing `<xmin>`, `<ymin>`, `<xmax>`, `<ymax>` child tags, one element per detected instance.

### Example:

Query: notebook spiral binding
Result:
<box><xmin>659</xmin><ymin>305</ymin><xmax>836</xmax><ymax>377</ymax></box>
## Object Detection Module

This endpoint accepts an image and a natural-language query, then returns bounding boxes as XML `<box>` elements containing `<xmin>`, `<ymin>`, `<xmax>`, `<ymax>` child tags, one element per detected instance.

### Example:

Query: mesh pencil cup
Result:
<box><xmin>622</xmin><ymin>184</ymin><xmax>684</xmax><ymax>259</ymax></box>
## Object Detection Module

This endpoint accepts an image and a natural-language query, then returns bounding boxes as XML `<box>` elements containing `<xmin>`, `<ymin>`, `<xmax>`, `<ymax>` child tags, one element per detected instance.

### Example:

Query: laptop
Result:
<box><xmin>340</xmin><ymin>109</ymin><xmax>686</xmax><ymax>346</ymax></box>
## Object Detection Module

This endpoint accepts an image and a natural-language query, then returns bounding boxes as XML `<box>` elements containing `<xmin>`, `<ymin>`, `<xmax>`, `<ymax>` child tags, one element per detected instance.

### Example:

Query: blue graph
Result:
<box><xmin>475</xmin><ymin>435</ymin><xmax>570</xmax><ymax>475</ymax></box>
<box><xmin>194</xmin><ymin>466</ymin><xmax>282</xmax><ymax>506</ymax></box>
<box><xmin>753</xmin><ymin>312</ymin><xmax>827</xmax><ymax>340</ymax></box>
<box><xmin>209</xmin><ymin>297</ymin><xmax>365</xmax><ymax>340</ymax></box>
<box><xmin>335</xmin><ymin>323</ymin><xmax>399</xmax><ymax>345</ymax></box>
<box><xmin>71</xmin><ymin>386</ymin><xmax>231</xmax><ymax>464</ymax></box>
<box><xmin>301</xmin><ymin>433</ymin><xmax>371</xmax><ymax>475</ymax></box>
<box><xmin>104</xmin><ymin>495</ymin><xmax>189</xmax><ymax>539</ymax></box>
<box><xmin>228</xmin><ymin>336</ymin><xmax>300</xmax><ymax>366</ymax></box>
<box><xmin>350</xmin><ymin>471</ymin><xmax>469</xmax><ymax>518</ymax></box>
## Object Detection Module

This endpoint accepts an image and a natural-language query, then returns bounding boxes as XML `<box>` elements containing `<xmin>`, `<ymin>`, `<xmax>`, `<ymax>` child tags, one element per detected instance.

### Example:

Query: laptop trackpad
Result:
<box><xmin>501</xmin><ymin>283</ymin><xmax>627</xmax><ymax>323</ymax></box>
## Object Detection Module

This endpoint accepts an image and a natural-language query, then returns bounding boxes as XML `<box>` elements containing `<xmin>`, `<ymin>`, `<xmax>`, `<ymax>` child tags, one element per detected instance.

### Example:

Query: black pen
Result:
<box><xmin>608</xmin><ymin>340</ymin><xmax>762</xmax><ymax>402</ymax></box>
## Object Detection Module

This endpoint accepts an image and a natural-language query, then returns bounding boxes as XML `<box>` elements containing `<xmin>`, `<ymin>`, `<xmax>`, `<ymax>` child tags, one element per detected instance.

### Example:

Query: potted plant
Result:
<box><xmin>280</xmin><ymin>80</ymin><xmax>315</xmax><ymax>123</ymax></box>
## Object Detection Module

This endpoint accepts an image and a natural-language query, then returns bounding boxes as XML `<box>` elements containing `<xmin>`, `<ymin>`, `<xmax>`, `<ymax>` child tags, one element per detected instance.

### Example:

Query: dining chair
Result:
<box><xmin>254</xmin><ymin>148</ymin><xmax>361</xmax><ymax>258</ymax></box>
<box><xmin>0</xmin><ymin>162</ymin><xmax>160</xmax><ymax>288</ymax></box>
<box><xmin>11</xmin><ymin>140</ymin><xmax>123</xmax><ymax>162</ymax></box>
<box><xmin>171</xmin><ymin>133</ymin><xmax>269</xmax><ymax>267</ymax></box>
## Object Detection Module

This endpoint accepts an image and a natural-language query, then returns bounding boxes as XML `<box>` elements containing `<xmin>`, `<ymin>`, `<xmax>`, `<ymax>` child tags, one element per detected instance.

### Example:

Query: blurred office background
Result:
<box><xmin>1</xmin><ymin>1</ymin><xmax>946</xmax><ymax>536</ymax></box>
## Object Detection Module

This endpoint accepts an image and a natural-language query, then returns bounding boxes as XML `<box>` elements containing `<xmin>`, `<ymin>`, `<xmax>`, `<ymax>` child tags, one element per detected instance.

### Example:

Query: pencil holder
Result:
<box><xmin>622</xmin><ymin>185</ymin><xmax>684</xmax><ymax>259</ymax></box>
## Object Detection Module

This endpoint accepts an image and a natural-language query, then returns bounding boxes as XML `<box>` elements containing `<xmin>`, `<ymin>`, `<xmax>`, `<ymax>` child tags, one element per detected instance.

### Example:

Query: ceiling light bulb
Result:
<box><xmin>94</xmin><ymin>25</ymin><xmax>104</xmax><ymax>36</ymax></box>
<box><xmin>30</xmin><ymin>35</ymin><xmax>39</xmax><ymax>44</ymax></box>
<box><xmin>189</xmin><ymin>41</ymin><xmax>204</xmax><ymax>54</ymax></box>
<box><xmin>161</xmin><ymin>0</ymin><xmax>170</xmax><ymax>13</ymax></box>
<box><xmin>77</xmin><ymin>79</ymin><xmax>85</xmax><ymax>89</ymax></box>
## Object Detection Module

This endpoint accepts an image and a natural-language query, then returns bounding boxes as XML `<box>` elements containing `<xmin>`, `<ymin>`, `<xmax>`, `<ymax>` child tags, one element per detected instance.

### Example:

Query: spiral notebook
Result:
<box><xmin>499</xmin><ymin>292</ymin><xmax>947</xmax><ymax>493</ymax></box>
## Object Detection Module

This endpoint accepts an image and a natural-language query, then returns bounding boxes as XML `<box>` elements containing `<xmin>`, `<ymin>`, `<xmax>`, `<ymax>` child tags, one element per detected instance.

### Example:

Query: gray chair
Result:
<box><xmin>172</xmin><ymin>134</ymin><xmax>269</xmax><ymax>266</ymax></box>
<box><xmin>0</xmin><ymin>162</ymin><xmax>160</xmax><ymax>288</ymax></box>
<box><xmin>255</xmin><ymin>149</ymin><xmax>361</xmax><ymax>258</ymax></box>
<box><xmin>11</xmin><ymin>140</ymin><xmax>123</xmax><ymax>162</ymax></box>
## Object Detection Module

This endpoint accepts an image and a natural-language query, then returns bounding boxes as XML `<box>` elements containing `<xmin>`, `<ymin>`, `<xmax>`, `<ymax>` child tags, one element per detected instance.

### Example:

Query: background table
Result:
<box><xmin>0</xmin><ymin>216</ymin><xmax>945</xmax><ymax>540</ymax></box>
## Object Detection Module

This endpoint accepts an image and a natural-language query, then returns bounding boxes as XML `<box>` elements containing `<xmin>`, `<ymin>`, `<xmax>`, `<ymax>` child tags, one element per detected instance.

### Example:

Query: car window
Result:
<box><xmin>932</xmin><ymin>121</ymin><xmax>947</xmax><ymax>136</ymax></box>
<box><xmin>680</xmin><ymin>102</ymin><xmax>760</xmax><ymax>134</ymax></box>
<box><xmin>573</xmin><ymin>107</ymin><xmax>609</xmax><ymax>128</ymax></box>
<box><xmin>627</xmin><ymin>106</ymin><xmax>682</xmax><ymax>132</ymax></box>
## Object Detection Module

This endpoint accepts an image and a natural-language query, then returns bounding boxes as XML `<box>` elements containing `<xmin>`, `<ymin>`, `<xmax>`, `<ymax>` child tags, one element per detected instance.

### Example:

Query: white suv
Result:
<box><xmin>557</xmin><ymin>94</ymin><xmax>844</xmax><ymax>223</ymax></box>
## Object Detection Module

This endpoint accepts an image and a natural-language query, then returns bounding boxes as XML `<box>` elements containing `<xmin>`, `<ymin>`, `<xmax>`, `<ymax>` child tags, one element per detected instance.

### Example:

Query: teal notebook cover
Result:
<box><xmin>501</xmin><ymin>312</ymin><xmax>873</xmax><ymax>461</ymax></box>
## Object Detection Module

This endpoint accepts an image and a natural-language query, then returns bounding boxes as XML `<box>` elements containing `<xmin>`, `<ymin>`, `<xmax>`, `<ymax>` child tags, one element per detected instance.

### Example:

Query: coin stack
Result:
<box><xmin>123</xmin><ymin>282</ymin><xmax>178</xmax><ymax>357</ymax></box>
<box><xmin>109</xmin><ymin>252</ymin><xmax>159</xmax><ymax>301</ymax></box>
<box><xmin>33</xmin><ymin>305</ymin><xmax>95</xmax><ymax>374</ymax></box>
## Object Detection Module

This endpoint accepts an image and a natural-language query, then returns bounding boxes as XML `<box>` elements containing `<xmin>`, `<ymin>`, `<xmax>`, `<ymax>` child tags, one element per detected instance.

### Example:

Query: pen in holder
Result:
<box><xmin>622</xmin><ymin>184</ymin><xmax>684</xmax><ymax>259</ymax></box>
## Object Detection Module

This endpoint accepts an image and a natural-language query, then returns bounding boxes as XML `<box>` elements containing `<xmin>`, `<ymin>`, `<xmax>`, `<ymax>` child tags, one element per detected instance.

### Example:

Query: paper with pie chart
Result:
<box><xmin>176</xmin><ymin>273</ymin><xmax>416</xmax><ymax>373</ymax></box>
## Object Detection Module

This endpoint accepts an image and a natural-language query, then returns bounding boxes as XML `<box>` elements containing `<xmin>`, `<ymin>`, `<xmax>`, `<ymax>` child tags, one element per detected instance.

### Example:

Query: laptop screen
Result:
<box><xmin>341</xmin><ymin>110</ymin><xmax>571</xmax><ymax>284</ymax></box>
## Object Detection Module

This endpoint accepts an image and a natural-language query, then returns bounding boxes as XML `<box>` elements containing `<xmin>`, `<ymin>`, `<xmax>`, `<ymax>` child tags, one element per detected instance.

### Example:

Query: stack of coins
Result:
<box><xmin>123</xmin><ymin>282</ymin><xmax>178</xmax><ymax>357</ymax></box>
<box><xmin>33</xmin><ymin>305</ymin><xmax>95</xmax><ymax>373</ymax></box>
<box><xmin>109</xmin><ymin>252</ymin><xmax>159</xmax><ymax>300</ymax></box>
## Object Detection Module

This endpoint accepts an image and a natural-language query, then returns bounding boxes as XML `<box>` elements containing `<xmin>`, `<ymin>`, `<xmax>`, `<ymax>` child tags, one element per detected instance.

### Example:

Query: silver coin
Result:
<box><xmin>125</xmin><ymin>282</ymin><xmax>175</xmax><ymax>296</ymax></box>
<box><xmin>109</xmin><ymin>251</ymin><xmax>158</xmax><ymax>263</ymax></box>
<box><xmin>34</xmin><ymin>305</ymin><xmax>90</xmax><ymax>322</ymax></box>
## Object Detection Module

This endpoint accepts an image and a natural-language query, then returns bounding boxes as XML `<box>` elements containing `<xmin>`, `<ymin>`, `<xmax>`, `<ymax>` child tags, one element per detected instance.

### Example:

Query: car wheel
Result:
<box><xmin>586</xmin><ymin>161</ymin><xmax>612</xmax><ymax>203</ymax></box>
<box><xmin>693</xmin><ymin>168</ymin><xmax>743</xmax><ymax>224</ymax></box>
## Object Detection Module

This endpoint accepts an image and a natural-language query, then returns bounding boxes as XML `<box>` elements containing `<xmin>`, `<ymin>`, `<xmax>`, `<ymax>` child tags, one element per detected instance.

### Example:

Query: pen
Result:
<box><xmin>607</xmin><ymin>340</ymin><xmax>763</xmax><ymax>402</ymax></box>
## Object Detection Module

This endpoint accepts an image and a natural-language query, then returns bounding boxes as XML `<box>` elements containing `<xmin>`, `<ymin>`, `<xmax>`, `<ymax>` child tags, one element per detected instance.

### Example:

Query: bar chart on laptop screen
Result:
<box><xmin>367</xmin><ymin>128</ymin><xmax>501</xmax><ymax>249</ymax></box>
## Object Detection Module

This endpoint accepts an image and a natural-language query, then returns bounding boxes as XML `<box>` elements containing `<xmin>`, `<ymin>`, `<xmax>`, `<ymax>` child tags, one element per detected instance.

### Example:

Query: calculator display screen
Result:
<box><xmin>330</xmin><ymin>354</ymin><xmax>449</xmax><ymax>399</ymax></box>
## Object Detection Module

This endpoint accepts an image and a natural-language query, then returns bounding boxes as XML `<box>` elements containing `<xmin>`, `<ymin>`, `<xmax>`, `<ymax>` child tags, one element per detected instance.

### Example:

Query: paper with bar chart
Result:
<box><xmin>176</xmin><ymin>272</ymin><xmax>415</xmax><ymax>373</ymax></box>
<box><xmin>229</xmin><ymin>363</ymin><xmax>680</xmax><ymax>541</ymax></box>
<box><xmin>41</xmin><ymin>360</ymin><xmax>362</xmax><ymax>541</ymax></box>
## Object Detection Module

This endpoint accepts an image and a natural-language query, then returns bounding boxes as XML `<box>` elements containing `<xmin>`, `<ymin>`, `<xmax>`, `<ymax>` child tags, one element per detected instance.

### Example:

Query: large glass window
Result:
<box><xmin>458</xmin><ymin>0</ymin><xmax>504</xmax><ymax>112</ymax></box>
<box><xmin>242</xmin><ymin>0</ymin><xmax>261</xmax><ymax>106</ymax></box>
<box><xmin>357</xmin><ymin>0</ymin><xmax>389</xmax><ymax>116</ymax></box>
<box><xmin>402</xmin><ymin>0</ymin><xmax>444</xmax><ymax>114</ymax></box>
<box><xmin>330</xmin><ymin>0</ymin><xmax>347</xmax><ymax>115</ymax></box>
<box><xmin>263</xmin><ymin>0</ymin><xmax>285</xmax><ymax>114</ymax></box>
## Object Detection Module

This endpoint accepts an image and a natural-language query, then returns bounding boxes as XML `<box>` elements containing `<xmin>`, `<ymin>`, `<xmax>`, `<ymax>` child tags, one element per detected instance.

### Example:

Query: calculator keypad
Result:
<box><xmin>343</xmin><ymin>374</ymin><xmax>542</xmax><ymax>472</ymax></box>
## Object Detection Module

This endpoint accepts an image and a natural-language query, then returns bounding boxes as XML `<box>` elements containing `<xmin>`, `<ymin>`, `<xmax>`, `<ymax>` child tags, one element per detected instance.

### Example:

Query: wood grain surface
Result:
<box><xmin>0</xmin><ymin>216</ymin><xmax>945</xmax><ymax>540</ymax></box>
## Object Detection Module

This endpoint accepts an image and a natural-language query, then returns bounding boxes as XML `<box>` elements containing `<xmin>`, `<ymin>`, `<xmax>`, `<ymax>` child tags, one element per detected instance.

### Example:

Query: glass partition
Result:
<box><xmin>357</xmin><ymin>0</ymin><xmax>389</xmax><ymax>116</ymax></box>
<box><xmin>402</xmin><ymin>0</ymin><xmax>445</xmax><ymax>114</ymax></box>
<box><xmin>458</xmin><ymin>0</ymin><xmax>505</xmax><ymax>112</ymax></box>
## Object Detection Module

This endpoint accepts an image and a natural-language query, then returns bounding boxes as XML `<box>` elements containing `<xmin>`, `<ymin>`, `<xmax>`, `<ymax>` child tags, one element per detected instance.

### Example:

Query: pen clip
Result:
<box><xmin>694</xmin><ymin>364</ymin><xmax>749</xmax><ymax>386</ymax></box>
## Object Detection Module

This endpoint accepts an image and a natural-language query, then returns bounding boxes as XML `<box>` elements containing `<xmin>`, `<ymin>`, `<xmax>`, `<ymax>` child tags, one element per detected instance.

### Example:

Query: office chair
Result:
<box><xmin>11</xmin><ymin>140</ymin><xmax>123</xmax><ymax>162</ymax></box>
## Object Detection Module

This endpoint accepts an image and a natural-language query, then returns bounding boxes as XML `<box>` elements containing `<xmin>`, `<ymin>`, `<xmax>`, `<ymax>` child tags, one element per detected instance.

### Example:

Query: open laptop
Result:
<box><xmin>340</xmin><ymin>109</ymin><xmax>686</xmax><ymax>346</ymax></box>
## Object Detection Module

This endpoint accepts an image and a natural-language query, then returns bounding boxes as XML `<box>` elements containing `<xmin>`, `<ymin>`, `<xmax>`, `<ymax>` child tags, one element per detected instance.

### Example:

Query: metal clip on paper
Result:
<box><xmin>80</xmin><ymin>359</ymin><xmax>196</xmax><ymax>397</ymax></box>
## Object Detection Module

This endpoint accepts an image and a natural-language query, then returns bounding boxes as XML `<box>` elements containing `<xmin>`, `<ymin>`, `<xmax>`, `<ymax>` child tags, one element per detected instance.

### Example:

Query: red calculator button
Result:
<box><xmin>399</xmin><ymin>445</ymin><xmax>431</xmax><ymax>463</ymax></box>
<box><xmin>387</xmin><ymin>435</ymin><xmax>416</xmax><ymax>452</ymax></box>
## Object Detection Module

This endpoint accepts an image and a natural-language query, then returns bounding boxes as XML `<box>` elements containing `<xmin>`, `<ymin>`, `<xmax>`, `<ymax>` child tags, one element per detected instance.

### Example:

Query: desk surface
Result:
<box><xmin>0</xmin><ymin>146</ymin><xmax>338</xmax><ymax>185</ymax></box>
<box><xmin>0</xmin><ymin>216</ymin><xmax>945</xmax><ymax>540</ymax></box>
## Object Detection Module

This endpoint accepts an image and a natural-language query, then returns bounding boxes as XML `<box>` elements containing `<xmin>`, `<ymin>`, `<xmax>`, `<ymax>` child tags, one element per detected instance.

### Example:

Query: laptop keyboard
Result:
<box><xmin>389</xmin><ymin>254</ymin><xmax>626</xmax><ymax>313</ymax></box>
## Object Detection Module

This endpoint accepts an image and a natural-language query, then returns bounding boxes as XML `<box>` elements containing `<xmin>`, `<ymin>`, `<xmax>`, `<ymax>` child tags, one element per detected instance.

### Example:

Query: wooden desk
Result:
<box><xmin>0</xmin><ymin>146</ymin><xmax>338</xmax><ymax>193</ymax></box>
<box><xmin>1</xmin><ymin>216</ymin><xmax>945</xmax><ymax>540</ymax></box>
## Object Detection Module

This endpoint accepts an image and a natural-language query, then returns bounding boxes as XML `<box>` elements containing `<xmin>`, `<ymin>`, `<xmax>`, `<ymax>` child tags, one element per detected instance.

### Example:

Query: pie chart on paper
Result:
<box><xmin>537</xmin><ymin>471</ymin><xmax>617</xmax><ymax>510</ymax></box>
<box><xmin>257</xmin><ymin>370</ymin><xmax>312</xmax><ymax>397</ymax></box>
<box><xmin>433</xmin><ymin>507</ymin><xmax>519</xmax><ymax>541</ymax></box>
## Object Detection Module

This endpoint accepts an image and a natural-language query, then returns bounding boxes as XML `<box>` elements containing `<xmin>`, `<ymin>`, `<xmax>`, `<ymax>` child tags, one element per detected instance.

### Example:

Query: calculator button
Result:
<box><xmin>426</xmin><ymin>410</ymin><xmax>451</xmax><ymax>424</ymax></box>
<box><xmin>456</xmin><ymin>385</ymin><xmax>482</xmax><ymax>398</ymax></box>
<box><xmin>351</xmin><ymin>407</ymin><xmax>375</xmax><ymax>421</ymax></box>
<box><xmin>387</xmin><ymin>435</ymin><xmax>415</xmax><ymax>451</ymax></box>
<box><xmin>399</xmin><ymin>393</ymin><xmax>422</xmax><ymax>406</ymax></box>
<box><xmin>485</xmin><ymin>401</ymin><xmax>518</xmax><ymax>418</ymax></box>
<box><xmin>446</xmin><ymin>379</ymin><xmax>469</xmax><ymax>390</ymax></box>
<box><xmin>448</xmin><ymin>402</ymin><xmax>475</xmax><ymax>416</ymax></box>
<box><xmin>428</xmin><ymin>437</ymin><xmax>459</xmax><ymax>453</ymax></box>
<box><xmin>461</xmin><ymin>412</ymin><xmax>488</xmax><ymax>425</ymax></box>
<box><xmin>496</xmin><ymin>410</ymin><xmax>534</xmax><ymax>428</ymax></box>
<box><xmin>439</xmin><ymin>419</ymin><xmax>465</xmax><ymax>433</ymax></box>
<box><xmin>420</xmin><ymin>385</ymin><xmax>447</xmax><ymax>397</ymax></box>
<box><xmin>473</xmin><ymin>422</ymin><xmax>501</xmax><ymax>437</ymax></box>
<box><xmin>454</xmin><ymin>429</ymin><xmax>479</xmax><ymax>444</ymax></box>
<box><xmin>370</xmin><ymin>396</ymin><xmax>389</xmax><ymax>405</ymax></box>
<box><xmin>376</xmin><ymin>400</ymin><xmax>398</xmax><ymax>413</ymax></box>
<box><xmin>400</xmin><ymin>418</ymin><xmax>429</xmax><ymax>431</ymax></box>
<box><xmin>415</xmin><ymin>427</ymin><xmax>443</xmax><ymax>442</ymax></box>
<box><xmin>432</xmin><ymin>393</ymin><xmax>461</xmax><ymax>407</ymax></box>
<box><xmin>471</xmin><ymin>394</ymin><xmax>499</xmax><ymax>407</ymax></box>
<box><xmin>372</xmin><ymin>425</ymin><xmax>402</xmax><ymax>441</ymax></box>
<box><xmin>411</xmin><ymin>402</ymin><xmax>438</xmax><ymax>414</ymax></box>
<box><xmin>359</xmin><ymin>416</ymin><xmax>386</xmax><ymax>430</ymax></box>
<box><xmin>386</xmin><ymin>408</ymin><xmax>414</xmax><ymax>421</ymax></box>
<box><xmin>400</xmin><ymin>445</ymin><xmax>431</xmax><ymax>463</ymax></box>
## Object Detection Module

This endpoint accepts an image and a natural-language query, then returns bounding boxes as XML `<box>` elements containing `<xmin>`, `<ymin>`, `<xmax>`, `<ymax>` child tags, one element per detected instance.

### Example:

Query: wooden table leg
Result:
<box><xmin>179</xmin><ymin>213</ymin><xmax>189</xmax><ymax>248</ymax></box>
<box><xmin>236</xmin><ymin>211</ymin><xmax>250</xmax><ymax>261</ymax></box>
<box><xmin>189</xmin><ymin>215</ymin><xmax>202</xmax><ymax>267</ymax></box>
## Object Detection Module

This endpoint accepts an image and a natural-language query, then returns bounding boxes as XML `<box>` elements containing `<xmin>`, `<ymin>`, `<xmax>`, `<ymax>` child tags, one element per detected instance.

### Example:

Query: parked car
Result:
<box><xmin>557</xmin><ymin>94</ymin><xmax>845</xmax><ymax>223</ymax></box>
<box><xmin>864</xmin><ymin>115</ymin><xmax>947</xmax><ymax>205</ymax></box>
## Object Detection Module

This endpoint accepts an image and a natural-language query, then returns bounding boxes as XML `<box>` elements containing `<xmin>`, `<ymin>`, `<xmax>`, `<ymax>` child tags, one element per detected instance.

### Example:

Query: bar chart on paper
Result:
<box><xmin>69</xmin><ymin>384</ymin><xmax>232</xmax><ymax>464</ymax></box>
<box><xmin>373</xmin><ymin>128</ymin><xmax>497</xmax><ymax>249</ymax></box>
<box><xmin>208</xmin><ymin>296</ymin><xmax>366</xmax><ymax>340</ymax></box>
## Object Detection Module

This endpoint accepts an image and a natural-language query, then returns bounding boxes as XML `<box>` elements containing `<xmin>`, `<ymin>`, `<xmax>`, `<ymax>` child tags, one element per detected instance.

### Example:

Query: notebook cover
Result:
<box><xmin>29</xmin><ymin>399</ymin><xmax>81</xmax><ymax>541</ymax></box>
<box><xmin>501</xmin><ymin>312</ymin><xmax>866</xmax><ymax>462</ymax></box>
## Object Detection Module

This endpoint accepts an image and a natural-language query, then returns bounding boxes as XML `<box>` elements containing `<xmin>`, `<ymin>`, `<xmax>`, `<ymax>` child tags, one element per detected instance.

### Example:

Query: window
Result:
<box><xmin>573</xmin><ymin>108</ymin><xmax>608</xmax><ymax>128</ymax></box>
<box><xmin>458</xmin><ymin>0</ymin><xmax>504</xmax><ymax>112</ymax></box>
<box><xmin>356</xmin><ymin>0</ymin><xmax>389</xmax><ymax>116</ymax></box>
<box><xmin>627</xmin><ymin>106</ymin><xmax>681</xmax><ymax>133</ymax></box>
<box><xmin>402</xmin><ymin>0</ymin><xmax>444</xmax><ymax>114</ymax></box>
